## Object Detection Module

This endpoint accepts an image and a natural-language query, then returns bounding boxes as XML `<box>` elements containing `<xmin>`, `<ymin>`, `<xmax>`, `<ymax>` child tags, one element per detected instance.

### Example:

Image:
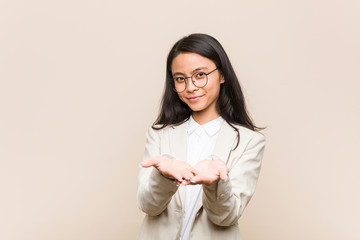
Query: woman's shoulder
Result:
<box><xmin>148</xmin><ymin>120</ymin><xmax>189</xmax><ymax>134</ymax></box>
<box><xmin>228</xmin><ymin>124</ymin><xmax>266</xmax><ymax>153</ymax></box>
<box><xmin>228</xmin><ymin>123</ymin><xmax>265</xmax><ymax>141</ymax></box>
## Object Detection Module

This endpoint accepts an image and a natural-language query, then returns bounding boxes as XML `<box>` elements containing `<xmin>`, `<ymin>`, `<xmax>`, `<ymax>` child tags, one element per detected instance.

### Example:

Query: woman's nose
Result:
<box><xmin>185</xmin><ymin>78</ymin><xmax>198</xmax><ymax>92</ymax></box>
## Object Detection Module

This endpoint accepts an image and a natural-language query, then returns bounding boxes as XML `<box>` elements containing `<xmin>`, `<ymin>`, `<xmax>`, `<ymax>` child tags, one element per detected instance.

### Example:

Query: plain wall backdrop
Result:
<box><xmin>0</xmin><ymin>0</ymin><xmax>359</xmax><ymax>239</ymax></box>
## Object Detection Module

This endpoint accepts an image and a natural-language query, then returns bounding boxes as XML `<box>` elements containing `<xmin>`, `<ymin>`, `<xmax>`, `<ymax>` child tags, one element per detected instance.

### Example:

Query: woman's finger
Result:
<box><xmin>189</xmin><ymin>174</ymin><xmax>204</xmax><ymax>184</ymax></box>
<box><xmin>141</xmin><ymin>157</ymin><xmax>160</xmax><ymax>168</ymax></box>
<box><xmin>219</xmin><ymin>169</ymin><xmax>228</xmax><ymax>181</ymax></box>
<box><xmin>172</xmin><ymin>172</ymin><xmax>184</xmax><ymax>182</ymax></box>
<box><xmin>188</xmin><ymin>167</ymin><xmax>199</xmax><ymax>176</ymax></box>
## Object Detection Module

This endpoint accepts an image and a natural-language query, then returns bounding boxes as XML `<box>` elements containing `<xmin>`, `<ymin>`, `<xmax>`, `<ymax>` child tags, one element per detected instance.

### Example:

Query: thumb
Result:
<box><xmin>141</xmin><ymin>157</ymin><xmax>160</xmax><ymax>168</ymax></box>
<box><xmin>189</xmin><ymin>175</ymin><xmax>202</xmax><ymax>184</ymax></box>
<box><xmin>219</xmin><ymin>169</ymin><xmax>228</xmax><ymax>181</ymax></box>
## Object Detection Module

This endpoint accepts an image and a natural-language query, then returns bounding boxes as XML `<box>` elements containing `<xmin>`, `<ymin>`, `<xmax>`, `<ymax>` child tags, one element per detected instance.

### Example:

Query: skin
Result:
<box><xmin>172</xmin><ymin>53</ymin><xmax>225</xmax><ymax>125</ymax></box>
<box><xmin>141</xmin><ymin>53</ymin><xmax>229</xmax><ymax>186</ymax></box>
<box><xmin>141</xmin><ymin>155</ymin><xmax>198</xmax><ymax>185</ymax></box>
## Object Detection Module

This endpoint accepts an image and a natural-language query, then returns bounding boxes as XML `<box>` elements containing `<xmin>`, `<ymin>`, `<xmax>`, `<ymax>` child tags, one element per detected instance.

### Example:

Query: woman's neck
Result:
<box><xmin>192</xmin><ymin>111</ymin><xmax>221</xmax><ymax>125</ymax></box>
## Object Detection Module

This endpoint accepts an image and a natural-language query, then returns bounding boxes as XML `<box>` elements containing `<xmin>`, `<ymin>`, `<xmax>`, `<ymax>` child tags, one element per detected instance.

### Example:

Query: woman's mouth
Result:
<box><xmin>187</xmin><ymin>96</ymin><xmax>202</xmax><ymax>102</ymax></box>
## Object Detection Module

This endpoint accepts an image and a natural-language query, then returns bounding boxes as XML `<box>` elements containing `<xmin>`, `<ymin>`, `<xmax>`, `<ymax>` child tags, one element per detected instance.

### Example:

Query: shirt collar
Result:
<box><xmin>187</xmin><ymin>115</ymin><xmax>224</xmax><ymax>137</ymax></box>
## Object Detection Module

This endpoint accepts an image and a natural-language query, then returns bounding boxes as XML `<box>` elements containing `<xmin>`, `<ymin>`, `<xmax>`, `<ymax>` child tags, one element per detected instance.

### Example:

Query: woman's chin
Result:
<box><xmin>188</xmin><ymin>105</ymin><xmax>205</xmax><ymax>113</ymax></box>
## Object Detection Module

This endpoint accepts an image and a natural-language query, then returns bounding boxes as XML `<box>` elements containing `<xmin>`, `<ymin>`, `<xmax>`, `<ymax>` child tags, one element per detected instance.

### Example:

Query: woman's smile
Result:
<box><xmin>187</xmin><ymin>95</ymin><xmax>203</xmax><ymax>102</ymax></box>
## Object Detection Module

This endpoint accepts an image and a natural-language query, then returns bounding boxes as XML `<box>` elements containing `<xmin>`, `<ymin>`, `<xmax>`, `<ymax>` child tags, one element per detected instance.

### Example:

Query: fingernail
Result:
<box><xmin>138</xmin><ymin>163</ymin><xmax>143</xmax><ymax>169</ymax></box>
<box><xmin>190</xmin><ymin>179</ymin><xmax>196</xmax><ymax>183</ymax></box>
<box><xmin>223</xmin><ymin>176</ymin><xmax>228</xmax><ymax>182</ymax></box>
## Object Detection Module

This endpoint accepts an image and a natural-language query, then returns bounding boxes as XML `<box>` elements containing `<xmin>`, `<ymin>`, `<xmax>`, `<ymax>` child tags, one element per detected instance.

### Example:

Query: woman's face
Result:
<box><xmin>171</xmin><ymin>52</ymin><xmax>225</xmax><ymax>121</ymax></box>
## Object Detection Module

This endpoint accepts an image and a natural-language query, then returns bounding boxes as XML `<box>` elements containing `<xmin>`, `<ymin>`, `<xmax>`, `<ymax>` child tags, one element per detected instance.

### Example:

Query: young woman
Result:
<box><xmin>137</xmin><ymin>33</ymin><xmax>265</xmax><ymax>240</ymax></box>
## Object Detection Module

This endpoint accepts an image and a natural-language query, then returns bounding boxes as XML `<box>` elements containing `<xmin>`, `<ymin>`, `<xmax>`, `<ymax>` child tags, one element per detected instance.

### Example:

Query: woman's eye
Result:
<box><xmin>175</xmin><ymin>77</ymin><xmax>185</xmax><ymax>82</ymax></box>
<box><xmin>196</xmin><ymin>72</ymin><xmax>206</xmax><ymax>78</ymax></box>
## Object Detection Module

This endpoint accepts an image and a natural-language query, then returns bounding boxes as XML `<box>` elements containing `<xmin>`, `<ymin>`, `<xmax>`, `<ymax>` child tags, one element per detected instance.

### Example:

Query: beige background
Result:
<box><xmin>1</xmin><ymin>0</ymin><xmax>359</xmax><ymax>239</ymax></box>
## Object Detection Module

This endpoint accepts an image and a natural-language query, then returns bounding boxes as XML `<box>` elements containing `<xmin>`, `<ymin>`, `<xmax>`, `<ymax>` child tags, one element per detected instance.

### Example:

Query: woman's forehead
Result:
<box><xmin>171</xmin><ymin>53</ymin><xmax>215</xmax><ymax>73</ymax></box>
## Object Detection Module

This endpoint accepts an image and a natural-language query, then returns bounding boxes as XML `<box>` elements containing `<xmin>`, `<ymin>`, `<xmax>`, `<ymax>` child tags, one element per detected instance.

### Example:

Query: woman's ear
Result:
<box><xmin>220</xmin><ymin>75</ymin><xmax>225</xmax><ymax>84</ymax></box>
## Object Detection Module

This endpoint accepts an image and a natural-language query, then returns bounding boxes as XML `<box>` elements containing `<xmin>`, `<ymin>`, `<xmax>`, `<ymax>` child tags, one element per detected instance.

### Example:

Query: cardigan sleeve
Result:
<box><xmin>202</xmin><ymin>131</ymin><xmax>265</xmax><ymax>226</ymax></box>
<box><xmin>137</xmin><ymin>127</ymin><xmax>179</xmax><ymax>216</ymax></box>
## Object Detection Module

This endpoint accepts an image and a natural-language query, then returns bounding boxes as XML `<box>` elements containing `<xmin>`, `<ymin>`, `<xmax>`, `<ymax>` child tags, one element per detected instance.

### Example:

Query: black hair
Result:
<box><xmin>153</xmin><ymin>33</ymin><xmax>263</xmax><ymax>149</ymax></box>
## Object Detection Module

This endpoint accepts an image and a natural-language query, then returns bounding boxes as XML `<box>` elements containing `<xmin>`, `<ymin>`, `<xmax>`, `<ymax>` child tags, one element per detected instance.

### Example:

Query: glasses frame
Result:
<box><xmin>172</xmin><ymin>68</ymin><xmax>218</xmax><ymax>93</ymax></box>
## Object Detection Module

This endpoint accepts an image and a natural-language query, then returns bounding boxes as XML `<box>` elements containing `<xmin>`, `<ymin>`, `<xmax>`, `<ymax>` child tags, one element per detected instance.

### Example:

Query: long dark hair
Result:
<box><xmin>153</xmin><ymin>33</ymin><xmax>263</xmax><ymax>148</ymax></box>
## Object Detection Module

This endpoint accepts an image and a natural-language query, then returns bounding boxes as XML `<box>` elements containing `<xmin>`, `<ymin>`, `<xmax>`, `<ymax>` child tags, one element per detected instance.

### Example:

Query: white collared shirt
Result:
<box><xmin>179</xmin><ymin>115</ymin><xmax>224</xmax><ymax>240</ymax></box>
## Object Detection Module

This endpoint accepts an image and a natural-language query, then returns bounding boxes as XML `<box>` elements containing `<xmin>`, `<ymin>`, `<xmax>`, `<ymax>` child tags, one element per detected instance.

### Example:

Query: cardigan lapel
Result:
<box><xmin>212</xmin><ymin>121</ymin><xmax>238</xmax><ymax>164</ymax></box>
<box><xmin>169</xmin><ymin>121</ymin><xmax>189</xmax><ymax>163</ymax></box>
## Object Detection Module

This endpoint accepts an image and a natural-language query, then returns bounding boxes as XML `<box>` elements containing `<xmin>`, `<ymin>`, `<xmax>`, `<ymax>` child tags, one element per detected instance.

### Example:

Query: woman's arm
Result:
<box><xmin>137</xmin><ymin>127</ymin><xmax>196</xmax><ymax>216</ymax></box>
<box><xmin>196</xmin><ymin>132</ymin><xmax>266</xmax><ymax>226</ymax></box>
<box><xmin>137</xmin><ymin>127</ymin><xmax>177</xmax><ymax>216</ymax></box>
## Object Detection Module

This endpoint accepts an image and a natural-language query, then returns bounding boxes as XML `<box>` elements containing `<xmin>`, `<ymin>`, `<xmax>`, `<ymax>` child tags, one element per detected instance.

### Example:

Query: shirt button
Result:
<box><xmin>219</xmin><ymin>194</ymin><xmax>225</xmax><ymax>200</ymax></box>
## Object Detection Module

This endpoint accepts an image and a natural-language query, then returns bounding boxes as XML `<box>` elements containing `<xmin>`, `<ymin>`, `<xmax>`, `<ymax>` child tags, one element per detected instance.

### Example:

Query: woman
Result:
<box><xmin>137</xmin><ymin>33</ymin><xmax>265</xmax><ymax>240</ymax></box>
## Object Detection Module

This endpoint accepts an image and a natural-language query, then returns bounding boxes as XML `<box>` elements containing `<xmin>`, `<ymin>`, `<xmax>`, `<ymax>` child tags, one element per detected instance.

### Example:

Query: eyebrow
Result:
<box><xmin>172</xmin><ymin>67</ymin><xmax>209</xmax><ymax>76</ymax></box>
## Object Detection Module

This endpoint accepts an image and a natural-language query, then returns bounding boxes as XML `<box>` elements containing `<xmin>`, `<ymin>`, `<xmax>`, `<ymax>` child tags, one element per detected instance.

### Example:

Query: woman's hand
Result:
<box><xmin>141</xmin><ymin>155</ymin><xmax>198</xmax><ymax>185</ymax></box>
<box><xmin>190</xmin><ymin>158</ymin><xmax>229</xmax><ymax>186</ymax></box>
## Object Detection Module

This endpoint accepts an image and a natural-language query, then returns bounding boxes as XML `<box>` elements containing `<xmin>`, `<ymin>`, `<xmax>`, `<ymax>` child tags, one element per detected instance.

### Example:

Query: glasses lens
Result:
<box><xmin>174</xmin><ymin>78</ymin><xmax>186</xmax><ymax>92</ymax></box>
<box><xmin>193</xmin><ymin>71</ymin><xmax>208</xmax><ymax>88</ymax></box>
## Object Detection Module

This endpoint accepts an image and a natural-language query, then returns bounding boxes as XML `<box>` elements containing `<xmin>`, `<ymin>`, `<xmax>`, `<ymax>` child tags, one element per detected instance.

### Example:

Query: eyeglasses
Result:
<box><xmin>172</xmin><ymin>68</ymin><xmax>218</xmax><ymax>93</ymax></box>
